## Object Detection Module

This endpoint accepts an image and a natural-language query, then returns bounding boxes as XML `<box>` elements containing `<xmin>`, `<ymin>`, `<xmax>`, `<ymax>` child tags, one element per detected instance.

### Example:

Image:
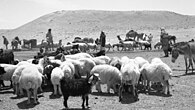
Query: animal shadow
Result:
<box><xmin>172</xmin><ymin>70</ymin><xmax>195</xmax><ymax>77</ymax></box>
<box><xmin>91</xmin><ymin>91</ymin><xmax>117</xmax><ymax>96</ymax></box>
<box><xmin>10</xmin><ymin>93</ymin><xmax>43</xmax><ymax>99</ymax></box>
<box><xmin>60</xmin><ymin>108</ymin><xmax>90</xmax><ymax>110</ymax></box>
<box><xmin>147</xmin><ymin>91</ymin><xmax>172</xmax><ymax>97</ymax></box>
<box><xmin>0</xmin><ymin>89</ymin><xmax>14</xmax><ymax>94</ymax></box>
<box><xmin>10</xmin><ymin>95</ymin><xmax>25</xmax><ymax>99</ymax></box>
<box><xmin>17</xmin><ymin>99</ymin><xmax>40</xmax><ymax>109</ymax></box>
<box><xmin>49</xmin><ymin>94</ymin><xmax>62</xmax><ymax>99</ymax></box>
<box><xmin>0</xmin><ymin>86</ymin><xmax>11</xmax><ymax>90</ymax></box>
<box><xmin>120</xmin><ymin>93</ymin><xmax>138</xmax><ymax>104</ymax></box>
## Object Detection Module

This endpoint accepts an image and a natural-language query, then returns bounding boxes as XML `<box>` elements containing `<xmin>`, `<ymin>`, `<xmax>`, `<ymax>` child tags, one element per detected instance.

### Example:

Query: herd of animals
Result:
<box><xmin>0</xmin><ymin>51</ymin><xmax>172</xmax><ymax>109</ymax></box>
<box><xmin>10</xmin><ymin>30</ymin><xmax>176</xmax><ymax>53</ymax></box>
<box><xmin>0</xmin><ymin>37</ymin><xmax>195</xmax><ymax>109</ymax></box>
<box><xmin>0</xmin><ymin>29</ymin><xmax>195</xmax><ymax>109</ymax></box>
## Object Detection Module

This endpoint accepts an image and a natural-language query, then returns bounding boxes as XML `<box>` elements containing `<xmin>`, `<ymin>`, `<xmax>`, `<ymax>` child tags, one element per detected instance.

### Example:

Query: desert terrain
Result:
<box><xmin>0</xmin><ymin>10</ymin><xmax>195</xmax><ymax>110</ymax></box>
<box><xmin>0</xmin><ymin>50</ymin><xmax>195</xmax><ymax>110</ymax></box>
<box><xmin>0</xmin><ymin>10</ymin><xmax>195</xmax><ymax>48</ymax></box>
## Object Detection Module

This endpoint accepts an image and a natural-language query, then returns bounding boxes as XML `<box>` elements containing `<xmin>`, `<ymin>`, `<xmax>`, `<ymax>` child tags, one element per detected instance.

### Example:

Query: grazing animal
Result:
<box><xmin>137</xmin><ymin>40</ymin><xmax>151</xmax><ymax>50</ymax></box>
<box><xmin>0</xmin><ymin>49</ymin><xmax>14</xmax><ymax>64</ymax></box>
<box><xmin>12</xmin><ymin>65</ymin><xmax>28</xmax><ymax>95</ymax></box>
<box><xmin>154</xmin><ymin>42</ymin><xmax>162</xmax><ymax>49</ymax></box>
<box><xmin>0</xmin><ymin>49</ymin><xmax>15</xmax><ymax>87</ymax></box>
<box><xmin>83</xmin><ymin>37</ymin><xmax>94</xmax><ymax>43</ymax></box>
<box><xmin>65</xmin><ymin>58</ymin><xmax>96</xmax><ymax>78</ymax></box>
<box><xmin>60</xmin><ymin>73</ymin><xmax>100</xmax><ymax>109</ymax></box>
<box><xmin>60</xmin><ymin>61</ymin><xmax>75</xmax><ymax>79</ymax></box>
<box><xmin>0</xmin><ymin>64</ymin><xmax>18</xmax><ymax>87</ymax></box>
<box><xmin>86</xmin><ymin>43</ymin><xmax>97</xmax><ymax>52</ymax></box>
<box><xmin>112</xmin><ymin>43</ymin><xmax>124</xmax><ymax>51</ymax></box>
<box><xmin>171</xmin><ymin>42</ymin><xmax>195</xmax><ymax>74</ymax></box>
<box><xmin>140</xmin><ymin>61</ymin><xmax>172</xmax><ymax>95</ymax></box>
<box><xmin>91</xmin><ymin>56</ymin><xmax>111</xmax><ymax>65</ymax></box>
<box><xmin>117</xmin><ymin>35</ymin><xmax>137</xmax><ymax>51</ymax></box>
<box><xmin>65</xmin><ymin>52</ymin><xmax>92</xmax><ymax>60</ymax></box>
<box><xmin>19</xmin><ymin>65</ymin><xmax>43</xmax><ymax>104</ymax></box>
<box><xmin>72</xmin><ymin>42</ymin><xmax>88</xmax><ymax>52</ymax></box>
<box><xmin>151</xmin><ymin>57</ymin><xmax>164</xmax><ymax>64</ymax></box>
<box><xmin>109</xmin><ymin>57</ymin><xmax>122</xmax><ymax>70</ymax></box>
<box><xmin>50</xmin><ymin>67</ymin><xmax>64</xmax><ymax>95</ymax></box>
<box><xmin>90</xmin><ymin>65</ymin><xmax>122</xmax><ymax>94</ymax></box>
<box><xmin>23</xmin><ymin>39</ymin><xmax>36</xmax><ymax>49</ymax></box>
<box><xmin>119</xmin><ymin>60</ymin><xmax>140</xmax><ymax>101</ymax></box>
<box><xmin>168</xmin><ymin>35</ymin><xmax>176</xmax><ymax>44</ymax></box>
<box><xmin>11</xmin><ymin>37</ymin><xmax>21</xmax><ymax>50</ymax></box>
<box><xmin>104</xmin><ymin>42</ymin><xmax>114</xmax><ymax>52</ymax></box>
<box><xmin>134</xmin><ymin>57</ymin><xmax>149</xmax><ymax>69</ymax></box>
<box><xmin>126</xmin><ymin>30</ymin><xmax>138</xmax><ymax>41</ymax></box>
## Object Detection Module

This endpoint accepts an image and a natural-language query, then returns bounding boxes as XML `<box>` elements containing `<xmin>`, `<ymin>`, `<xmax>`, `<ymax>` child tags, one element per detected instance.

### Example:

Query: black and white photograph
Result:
<box><xmin>0</xmin><ymin>0</ymin><xmax>195</xmax><ymax>109</ymax></box>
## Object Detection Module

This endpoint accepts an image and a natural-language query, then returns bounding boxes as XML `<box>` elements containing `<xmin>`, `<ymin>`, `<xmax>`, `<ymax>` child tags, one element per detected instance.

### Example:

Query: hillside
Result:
<box><xmin>1</xmin><ymin>10</ymin><xmax>195</xmax><ymax>46</ymax></box>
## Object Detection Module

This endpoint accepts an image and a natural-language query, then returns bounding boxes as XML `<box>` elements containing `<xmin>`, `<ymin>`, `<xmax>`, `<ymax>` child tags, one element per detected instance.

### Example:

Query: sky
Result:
<box><xmin>0</xmin><ymin>0</ymin><xmax>195</xmax><ymax>29</ymax></box>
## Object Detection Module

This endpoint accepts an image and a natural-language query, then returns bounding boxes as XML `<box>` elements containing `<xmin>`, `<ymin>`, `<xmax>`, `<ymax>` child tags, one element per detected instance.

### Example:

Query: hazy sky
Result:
<box><xmin>0</xmin><ymin>0</ymin><xmax>195</xmax><ymax>29</ymax></box>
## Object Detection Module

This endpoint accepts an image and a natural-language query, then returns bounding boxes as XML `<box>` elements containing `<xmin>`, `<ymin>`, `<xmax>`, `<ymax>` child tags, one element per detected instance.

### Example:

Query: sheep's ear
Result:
<box><xmin>88</xmin><ymin>75</ymin><xmax>93</xmax><ymax>84</ymax></box>
<box><xmin>88</xmin><ymin>73</ymin><xmax>100</xmax><ymax>84</ymax></box>
<box><xmin>94</xmin><ymin>73</ymin><xmax>100</xmax><ymax>81</ymax></box>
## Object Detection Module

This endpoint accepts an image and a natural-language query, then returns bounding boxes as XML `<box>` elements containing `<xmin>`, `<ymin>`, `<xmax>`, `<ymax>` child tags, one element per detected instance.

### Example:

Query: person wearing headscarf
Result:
<box><xmin>2</xmin><ymin>36</ymin><xmax>9</xmax><ymax>49</ymax></box>
<box><xmin>46</xmin><ymin>28</ymin><xmax>54</xmax><ymax>51</ymax></box>
<box><xmin>160</xmin><ymin>27</ymin><xmax>169</xmax><ymax>57</ymax></box>
<box><xmin>100</xmin><ymin>31</ymin><xmax>106</xmax><ymax>51</ymax></box>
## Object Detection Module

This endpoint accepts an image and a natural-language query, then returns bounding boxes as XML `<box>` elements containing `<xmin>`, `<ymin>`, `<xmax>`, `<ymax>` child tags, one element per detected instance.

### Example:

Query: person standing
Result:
<box><xmin>147</xmin><ymin>33</ymin><xmax>153</xmax><ymax>43</ymax></box>
<box><xmin>100</xmin><ymin>31</ymin><xmax>106</xmax><ymax>51</ymax></box>
<box><xmin>160</xmin><ymin>27</ymin><xmax>169</xmax><ymax>57</ymax></box>
<box><xmin>2</xmin><ymin>36</ymin><xmax>9</xmax><ymax>49</ymax></box>
<box><xmin>46</xmin><ymin>28</ymin><xmax>54</xmax><ymax>51</ymax></box>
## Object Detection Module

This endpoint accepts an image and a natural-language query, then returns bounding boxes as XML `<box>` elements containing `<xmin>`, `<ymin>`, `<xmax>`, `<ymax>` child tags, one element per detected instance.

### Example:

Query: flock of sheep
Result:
<box><xmin>0</xmin><ymin>52</ymin><xmax>172</xmax><ymax>109</ymax></box>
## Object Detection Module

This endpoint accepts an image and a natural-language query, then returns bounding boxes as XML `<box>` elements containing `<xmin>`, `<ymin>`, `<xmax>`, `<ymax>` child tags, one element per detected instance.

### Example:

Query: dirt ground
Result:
<box><xmin>1</xmin><ymin>50</ymin><xmax>195</xmax><ymax>110</ymax></box>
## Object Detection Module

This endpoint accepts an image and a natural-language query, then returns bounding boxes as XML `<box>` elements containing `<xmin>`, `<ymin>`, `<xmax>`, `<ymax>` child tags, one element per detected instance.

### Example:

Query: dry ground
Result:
<box><xmin>1</xmin><ymin>50</ymin><xmax>195</xmax><ymax>110</ymax></box>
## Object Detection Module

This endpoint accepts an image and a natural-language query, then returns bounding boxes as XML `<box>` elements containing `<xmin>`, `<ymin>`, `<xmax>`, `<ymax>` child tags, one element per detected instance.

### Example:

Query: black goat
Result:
<box><xmin>60</xmin><ymin>73</ymin><xmax>100</xmax><ymax>109</ymax></box>
<box><xmin>0</xmin><ymin>49</ymin><xmax>14</xmax><ymax>64</ymax></box>
<box><xmin>93</xmin><ymin>50</ymin><xmax>105</xmax><ymax>57</ymax></box>
<box><xmin>144</xmin><ymin>43</ymin><xmax>152</xmax><ymax>50</ymax></box>
<box><xmin>0</xmin><ymin>49</ymin><xmax>14</xmax><ymax>87</ymax></box>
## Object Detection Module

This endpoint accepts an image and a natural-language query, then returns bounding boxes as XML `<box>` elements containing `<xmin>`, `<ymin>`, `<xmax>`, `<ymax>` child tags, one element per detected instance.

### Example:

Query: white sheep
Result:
<box><xmin>151</xmin><ymin>57</ymin><xmax>172</xmax><ymax>86</ymax></box>
<box><xmin>119</xmin><ymin>61</ymin><xmax>140</xmax><ymax>101</ymax></box>
<box><xmin>65</xmin><ymin>52</ymin><xmax>92</xmax><ymax>60</ymax></box>
<box><xmin>60</xmin><ymin>61</ymin><xmax>75</xmax><ymax>79</ymax></box>
<box><xmin>61</xmin><ymin>44</ymin><xmax>73</xmax><ymax>52</ymax></box>
<box><xmin>140</xmin><ymin>61</ymin><xmax>172</xmax><ymax>95</ymax></box>
<box><xmin>91</xmin><ymin>56</ymin><xmax>111</xmax><ymax>65</ymax></box>
<box><xmin>17</xmin><ymin>58</ymin><xmax>45</xmax><ymax>74</ymax></box>
<box><xmin>12</xmin><ymin>65</ymin><xmax>28</xmax><ymax>95</ymax></box>
<box><xmin>87</xmin><ymin>42</ymin><xmax>98</xmax><ymax>52</ymax></box>
<box><xmin>134</xmin><ymin>57</ymin><xmax>149</xmax><ymax>69</ymax></box>
<box><xmin>151</xmin><ymin>57</ymin><xmax>164</xmax><ymax>64</ymax></box>
<box><xmin>121</xmin><ymin>56</ymin><xmax>134</xmax><ymax>65</ymax></box>
<box><xmin>50</xmin><ymin>67</ymin><xmax>64</xmax><ymax>95</ymax></box>
<box><xmin>134</xmin><ymin>57</ymin><xmax>149</xmax><ymax>85</ymax></box>
<box><xmin>66</xmin><ymin>58</ymin><xmax>96</xmax><ymax>78</ymax></box>
<box><xmin>12</xmin><ymin>60</ymin><xmax>45</xmax><ymax>96</ymax></box>
<box><xmin>109</xmin><ymin>57</ymin><xmax>122</xmax><ymax>70</ymax></box>
<box><xmin>90</xmin><ymin>64</ymin><xmax>122</xmax><ymax>94</ymax></box>
<box><xmin>0</xmin><ymin>64</ymin><xmax>18</xmax><ymax>87</ymax></box>
<box><xmin>19</xmin><ymin>65</ymin><xmax>43</xmax><ymax>104</ymax></box>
